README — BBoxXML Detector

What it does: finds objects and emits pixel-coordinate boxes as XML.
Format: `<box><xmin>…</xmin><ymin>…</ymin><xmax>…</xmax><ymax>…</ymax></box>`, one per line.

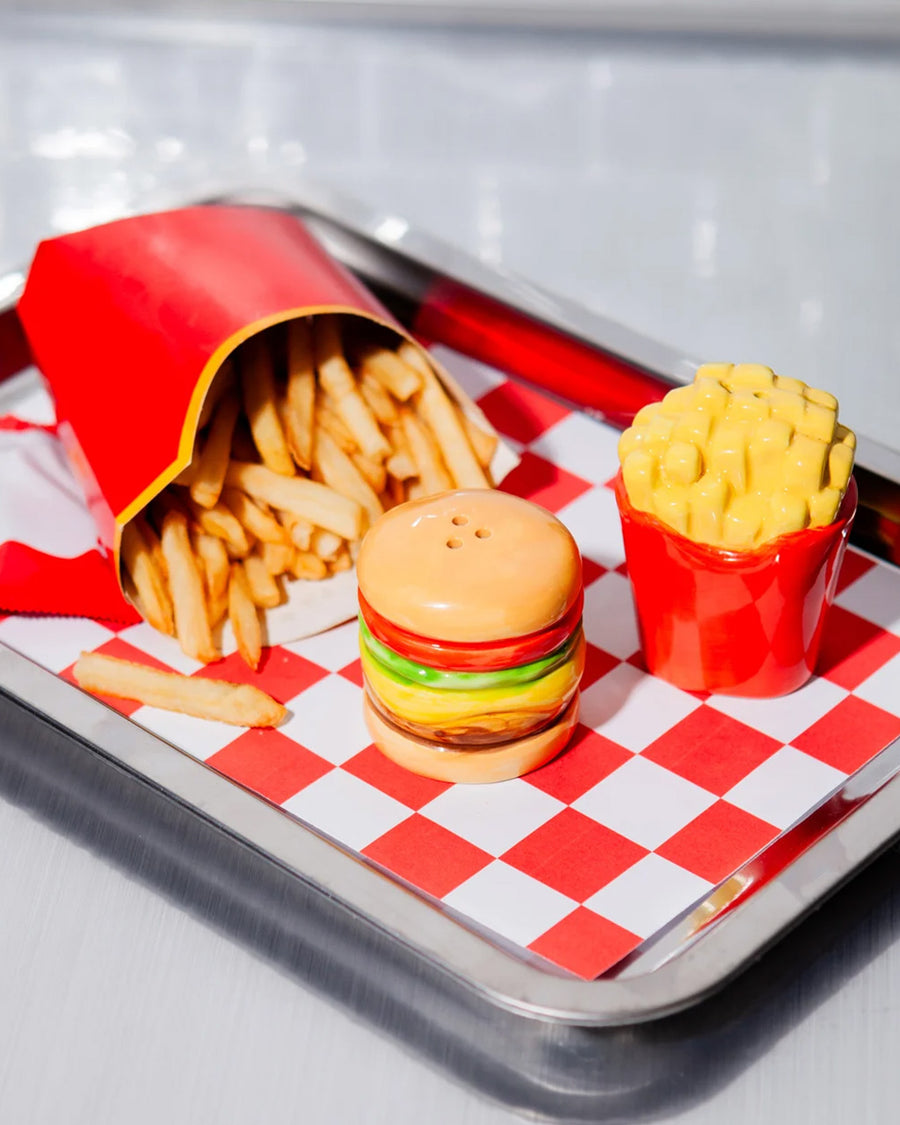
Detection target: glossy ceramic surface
<box><xmin>357</xmin><ymin>588</ymin><xmax>584</xmax><ymax>671</ymax></box>
<box><xmin>616</xmin><ymin>470</ymin><xmax>858</xmax><ymax>696</ymax></box>
<box><xmin>356</xmin><ymin>489</ymin><xmax>582</xmax><ymax>642</ymax></box>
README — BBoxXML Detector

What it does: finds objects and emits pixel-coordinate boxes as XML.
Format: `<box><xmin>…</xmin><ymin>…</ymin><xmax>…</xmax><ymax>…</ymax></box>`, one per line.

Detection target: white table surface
<box><xmin>2</xmin><ymin>12</ymin><xmax>900</xmax><ymax>1124</ymax></box>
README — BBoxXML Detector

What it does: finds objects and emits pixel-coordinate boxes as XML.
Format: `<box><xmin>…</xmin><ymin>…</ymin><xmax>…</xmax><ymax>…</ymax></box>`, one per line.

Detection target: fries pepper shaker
<box><xmin>615</xmin><ymin>364</ymin><xmax>857</xmax><ymax>696</ymax></box>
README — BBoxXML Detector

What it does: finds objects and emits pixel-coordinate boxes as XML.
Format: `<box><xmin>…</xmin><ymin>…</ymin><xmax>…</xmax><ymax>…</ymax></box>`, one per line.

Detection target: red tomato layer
<box><xmin>358</xmin><ymin>588</ymin><xmax>585</xmax><ymax>673</ymax></box>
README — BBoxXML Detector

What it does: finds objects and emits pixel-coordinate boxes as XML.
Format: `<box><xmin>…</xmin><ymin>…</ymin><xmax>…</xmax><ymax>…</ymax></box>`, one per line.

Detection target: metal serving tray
<box><xmin>2</xmin><ymin>181</ymin><xmax>900</xmax><ymax>1115</ymax></box>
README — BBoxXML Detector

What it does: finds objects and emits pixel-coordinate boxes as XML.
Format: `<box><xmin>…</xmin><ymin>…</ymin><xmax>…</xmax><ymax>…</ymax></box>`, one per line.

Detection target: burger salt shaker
<box><xmin>357</xmin><ymin>490</ymin><xmax>586</xmax><ymax>783</ymax></box>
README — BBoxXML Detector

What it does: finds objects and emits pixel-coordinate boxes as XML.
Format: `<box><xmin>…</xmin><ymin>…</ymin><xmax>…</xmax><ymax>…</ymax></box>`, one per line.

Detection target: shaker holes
<box><xmin>446</xmin><ymin>538</ymin><xmax>463</xmax><ymax>549</ymax></box>
<box><xmin>451</xmin><ymin>515</ymin><xmax>469</xmax><ymax>526</ymax></box>
<box><xmin>475</xmin><ymin>528</ymin><xmax>492</xmax><ymax>539</ymax></box>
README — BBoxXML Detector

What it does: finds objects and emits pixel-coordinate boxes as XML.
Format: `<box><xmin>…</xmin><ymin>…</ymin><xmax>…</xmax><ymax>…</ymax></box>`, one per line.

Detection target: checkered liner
<box><xmin>3</xmin><ymin>348</ymin><xmax>900</xmax><ymax>980</ymax></box>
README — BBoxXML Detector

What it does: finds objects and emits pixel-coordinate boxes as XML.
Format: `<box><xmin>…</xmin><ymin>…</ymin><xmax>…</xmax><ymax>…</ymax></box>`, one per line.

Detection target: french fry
<box><xmin>311</xmin><ymin>527</ymin><xmax>343</xmax><ymax>561</ymax></box>
<box><xmin>208</xmin><ymin>591</ymin><xmax>229</xmax><ymax>629</ymax></box>
<box><xmin>190</xmin><ymin>529</ymin><xmax>230</xmax><ymax>626</ymax></box>
<box><xmin>240</xmin><ymin>334</ymin><xmax>294</xmax><ymax>476</ymax></box>
<box><xmin>186</xmin><ymin>494</ymin><xmax>250</xmax><ymax>557</ymax></box>
<box><xmin>277</xmin><ymin>509</ymin><xmax>314</xmax><ymax>552</ymax></box>
<box><xmin>221</xmin><ymin>487</ymin><xmax>288</xmax><ymax>545</ymax></box>
<box><xmin>196</xmin><ymin>359</ymin><xmax>235</xmax><ymax>431</ymax></box>
<box><xmin>290</xmin><ymin>551</ymin><xmax>328</xmax><ymax>581</ymax></box>
<box><xmin>314</xmin><ymin>316</ymin><xmax>390</xmax><ymax>460</ymax></box>
<box><xmin>329</xmin><ymin>546</ymin><xmax>353</xmax><ymax>574</ymax></box>
<box><xmin>400</xmin><ymin>408</ymin><xmax>453</xmax><ymax>495</ymax></box>
<box><xmin>455</xmin><ymin>403</ymin><xmax>499</xmax><ymax>470</ymax></box>
<box><xmin>121</xmin><ymin>519</ymin><xmax>174</xmax><ymax>636</ymax></box>
<box><xmin>242</xmin><ymin>554</ymin><xmax>284</xmax><ymax>609</ymax></box>
<box><xmin>73</xmin><ymin>652</ymin><xmax>285</xmax><ymax>727</ymax></box>
<box><xmin>191</xmin><ymin>387</ymin><xmax>242</xmax><ymax>508</ymax></box>
<box><xmin>359</xmin><ymin>371</ymin><xmax>400</xmax><ymax>425</ymax></box>
<box><xmin>133</xmin><ymin>512</ymin><xmax>168</xmax><ymax>581</ymax></box>
<box><xmin>228</xmin><ymin>562</ymin><xmax>262</xmax><ymax>671</ymax></box>
<box><xmin>316</xmin><ymin>395</ymin><xmax>358</xmax><ymax>453</ymax></box>
<box><xmin>160</xmin><ymin>508</ymin><xmax>218</xmax><ymax>663</ymax></box>
<box><xmin>350</xmin><ymin>449</ymin><xmax>387</xmax><ymax>495</ymax></box>
<box><xmin>313</xmin><ymin>427</ymin><xmax>384</xmax><ymax>527</ymax></box>
<box><xmin>283</xmin><ymin>319</ymin><xmax>315</xmax><ymax>471</ymax></box>
<box><xmin>385</xmin><ymin>450</ymin><xmax>417</xmax><ymax>481</ymax></box>
<box><xmin>226</xmin><ymin>461</ymin><xmax>364</xmax><ymax>541</ymax></box>
<box><xmin>357</xmin><ymin>344</ymin><xmax>421</xmax><ymax>401</ymax></box>
<box><xmin>191</xmin><ymin>529</ymin><xmax>230</xmax><ymax>601</ymax></box>
<box><xmin>384</xmin><ymin>422</ymin><xmax>417</xmax><ymax>480</ymax></box>
<box><xmin>260</xmin><ymin>540</ymin><xmax>296</xmax><ymax>577</ymax></box>
<box><xmin>399</xmin><ymin>341</ymin><xmax>489</xmax><ymax>489</ymax></box>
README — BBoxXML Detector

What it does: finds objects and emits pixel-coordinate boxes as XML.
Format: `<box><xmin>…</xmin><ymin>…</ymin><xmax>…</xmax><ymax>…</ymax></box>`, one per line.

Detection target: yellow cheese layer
<box><xmin>360</xmin><ymin>631</ymin><xmax>585</xmax><ymax>737</ymax></box>
<box><xmin>618</xmin><ymin>364</ymin><xmax>856</xmax><ymax>548</ymax></box>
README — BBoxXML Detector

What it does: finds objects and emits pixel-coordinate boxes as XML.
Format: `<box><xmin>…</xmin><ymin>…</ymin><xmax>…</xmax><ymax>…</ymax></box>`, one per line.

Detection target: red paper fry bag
<box><xmin>17</xmin><ymin>205</ymin><xmax>404</xmax><ymax>553</ymax></box>
<box><xmin>14</xmin><ymin>206</ymin><xmax>509</xmax><ymax>642</ymax></box>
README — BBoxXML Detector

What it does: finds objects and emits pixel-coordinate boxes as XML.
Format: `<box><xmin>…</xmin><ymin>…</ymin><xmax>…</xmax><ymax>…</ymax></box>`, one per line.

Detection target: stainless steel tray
<box><xmin>1</xmin><ymin>180</ymin><xmax>900</xmax><ymax>1051</ymax></box>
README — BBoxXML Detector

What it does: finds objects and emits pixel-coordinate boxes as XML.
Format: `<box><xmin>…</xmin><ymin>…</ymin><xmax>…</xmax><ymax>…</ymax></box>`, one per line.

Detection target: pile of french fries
<box><xmin>120</xmin><ymin>315</ymin><xmax>499</xmax><ymax>671</ymax></box>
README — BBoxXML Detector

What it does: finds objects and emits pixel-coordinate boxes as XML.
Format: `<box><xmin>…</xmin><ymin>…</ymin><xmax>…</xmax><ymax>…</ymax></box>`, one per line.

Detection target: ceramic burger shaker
<box><xmin>356</xmin><ymin>490</ymin><xmax>585</xmax><ymax>783</ymax></box>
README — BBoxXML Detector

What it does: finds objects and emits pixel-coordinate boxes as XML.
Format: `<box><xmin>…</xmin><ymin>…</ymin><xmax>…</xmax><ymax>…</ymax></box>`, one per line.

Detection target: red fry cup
<box><xmin>614</xmin><ymin>471</ymin><xmax>858</xmax><ymax>697</ymax></box>
<box><xmin>15</xmin><ymin>205</ymin><xmax>438</xmax><ymax>592</ymax></box>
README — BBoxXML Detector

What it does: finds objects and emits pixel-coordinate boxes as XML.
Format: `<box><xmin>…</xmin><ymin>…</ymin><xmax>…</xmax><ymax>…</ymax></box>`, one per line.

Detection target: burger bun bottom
<box><xmin>362</xmin><ymin>693</ymin><xmax>580</xmax><ymax>784</ymax></box>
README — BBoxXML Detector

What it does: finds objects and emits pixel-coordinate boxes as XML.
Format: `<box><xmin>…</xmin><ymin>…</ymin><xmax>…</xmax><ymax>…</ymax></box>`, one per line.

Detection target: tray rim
<box><xmin>2</xmin><ymin>179</ymin><xmax>900</xmax><ymax>1027</ymax></box>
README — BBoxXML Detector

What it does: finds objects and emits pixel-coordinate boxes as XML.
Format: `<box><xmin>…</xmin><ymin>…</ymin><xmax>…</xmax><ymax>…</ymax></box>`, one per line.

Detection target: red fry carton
<box><xmin>17</xmin><ymin>205</ymin><xmax>511</xmax><ymax>641</ymax></box>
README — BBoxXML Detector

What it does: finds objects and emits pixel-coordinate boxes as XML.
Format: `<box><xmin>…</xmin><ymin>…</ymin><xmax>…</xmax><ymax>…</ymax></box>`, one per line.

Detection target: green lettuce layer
<box><xmin>359</xmin><ymin>617</ymin><xmax>581</xmax><ymax>692</ymax></box>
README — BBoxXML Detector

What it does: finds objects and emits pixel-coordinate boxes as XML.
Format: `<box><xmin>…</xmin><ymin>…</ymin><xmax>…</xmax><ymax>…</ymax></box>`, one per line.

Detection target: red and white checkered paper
<box><xmin>3</xmin><ymin>347</ymin><xmax>900</xmax><ymax>980</ymax></box>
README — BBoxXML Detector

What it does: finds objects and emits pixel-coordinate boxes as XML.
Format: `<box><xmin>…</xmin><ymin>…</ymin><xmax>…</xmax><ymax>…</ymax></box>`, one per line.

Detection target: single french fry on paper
<box><xmin>226</xmin><ymin>461</ymin><xmax>364</xmax><ymax>541</ymax></box>
<box><xmin>313</xmin><ymin>426</ymin><xmax>384</xmax><ymax>527</ymax></box>
<box><xmin>314</xmin><ymin>316</ymin><xmax>390</xmax><ymax>461</ymax></box>
<box><xmin>228</xmin><ymin>563</ymin><xmax>262</xmax><ymax>671</ymax></box>
<box><xmin>121</xmin><ymin>519</ymin><xmax>174</xmax><ymax>636</ymax></box>
<box><xmin>398</xmin><ymin>341</ymin><xmax>489</xmax><ymax>489</ymax></box>
<box><xmin>240</xmin><ymin>334</ymin><xmax>295</xmax><ymax>476</ymax></box>
<box><xmin>160</xmin><ymin>508</ymin><xmax>219</xmax><ymax>663</ymax></box>
<box><xmin>74</xmin><ymin>652</ymin><xmax>285</xmax><ymax>727</ymax></box>
<box><xmin>191</xmin><ymin>387</ymin><xmax>242</xmax><ymax>509</ymax></box>
<box><xmin>283</xmin><ymin>319</ymin><xmax>316</xmax><ymax>471</ymax></box>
